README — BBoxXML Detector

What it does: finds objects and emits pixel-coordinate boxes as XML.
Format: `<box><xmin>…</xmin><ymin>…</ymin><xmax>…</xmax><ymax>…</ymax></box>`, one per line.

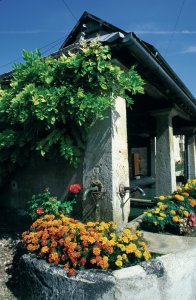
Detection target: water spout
<box><xmin>82</xmin><ymin>186</ymin><xmax>99</xmax><ymax>202</ymax></box>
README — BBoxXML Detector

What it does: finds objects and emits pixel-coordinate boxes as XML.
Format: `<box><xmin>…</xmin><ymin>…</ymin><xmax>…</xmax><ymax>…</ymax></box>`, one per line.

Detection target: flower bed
<box><xmin>22</xmin><ymin>215</ymin><xmax>151</xmax><ymax>276</ymax></box>
<box><xmin>140</xmin><ymin>179</ymin><xmax>196</xmax><ymax>235</ymax></box>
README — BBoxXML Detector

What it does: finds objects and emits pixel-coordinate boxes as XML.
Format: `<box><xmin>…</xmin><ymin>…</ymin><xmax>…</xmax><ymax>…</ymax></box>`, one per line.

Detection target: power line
<box><xmin>0</xmin><ymin>35</ymin><xmax>66</xmax><ymax>70</ymax></box>
<box><xmin>165</xmin><ymin>0</ymin><xmax>186</xmax><ymax>56</ymax></box>
<box><xmin>61</xmin><ymin>0</ymin><xmax>78</xmax><ymax>22</ymax></box>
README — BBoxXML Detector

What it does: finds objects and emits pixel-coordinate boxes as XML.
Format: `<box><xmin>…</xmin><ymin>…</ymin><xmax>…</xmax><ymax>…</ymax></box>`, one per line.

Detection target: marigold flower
<box><xmin>125</xmin><ymin>243</ymin><xmax>137</xmax><ymax>254</ymax></box>
<box><xmin>174</xmin><ymin>194</ymin><xmax>184</xmax><ymax>201</ymax></box>
<box><xmin>172</xmin><ymin>216</ymin><xmax>179</xmax><ymax>222</ymax></box>
<box><xmin>80</xmin><ymin>257</ymin><xmax>87</xmax><ymax>266</ymax></box>
<box><xmin>122</xmin><ymin>253</ymin><xmax>127</xmax><ymax>260</ymax></box>
<box><xmin>170</xmin><ymin>210</ymin><xmax>176</xmax><ymax>215</ymax></box>
<box><xmin>159</xmin><ymin>196</ymin><xmax>165</xmax><ymax>201</ymax></box>
<box><xmin>135</xmin><ymin>250</ymin><xmax>142</xmax><ymax>258</ymax></box>
<box><xmin>117</xmin><ymin>255</ymin><xmax>122</xmax><ymax>260</ymax></box>
<box><xmin>143</xmin><ymin>250</ymin><xmax>151</xmax><ymax>260</ymax></box>
<box><xmin>115</xmin><ymin>260</ymin><xmax>123</xmax><ymax>267</ymax></box>
<box><xmin>40</xmin><ymin>246</ymin><xmax>49</xmax><ymax>254</ymax></box>
<box><xmin>68</xmin><ymin>268</ymin><xmax>76</xmax><ymax>276</ymax></box>
<box><xmin>183</xmin><ymin>211</ymin><xmax>189</xmax><ymax>218</ymax></box>
<box><xmin>189</xmin><ymin>199</ymin><xmax>196</xmax><ymax>207</ymax></box>
<box><xmin>90</xmin><ymin>258</ymin><xmax>97</xmax><ymax>264</ymax></box>
<box><xmin>93</xmin><ymin>247</ymin><xmax>101</xmax><ymax>256</ymax></box>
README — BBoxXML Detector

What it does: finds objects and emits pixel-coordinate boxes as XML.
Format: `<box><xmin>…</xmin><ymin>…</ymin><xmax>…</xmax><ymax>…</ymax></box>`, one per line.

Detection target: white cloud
<box><xmin>181</xmin><ymin>46</ymin><xmax>196</xmax><ymax>54</ymax></box>
<box><xmin>134</xmin><ymin>30</ymin><xmax>196</xmax><ymax>35</ymax></box>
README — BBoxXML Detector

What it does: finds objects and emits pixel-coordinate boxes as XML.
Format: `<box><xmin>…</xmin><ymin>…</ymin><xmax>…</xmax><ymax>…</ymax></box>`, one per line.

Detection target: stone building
<box><xmin>1</xmin><ymin>12</ymin><xmax>196</xmax><ymax>227</ymax></box>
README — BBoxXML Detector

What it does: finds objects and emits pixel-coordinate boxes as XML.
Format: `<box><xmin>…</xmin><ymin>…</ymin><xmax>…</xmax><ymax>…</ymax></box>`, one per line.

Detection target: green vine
<box><xmin>0</xmin><ymin>41</ymin><xmax>144</xmax><ymax>186</ymax></box>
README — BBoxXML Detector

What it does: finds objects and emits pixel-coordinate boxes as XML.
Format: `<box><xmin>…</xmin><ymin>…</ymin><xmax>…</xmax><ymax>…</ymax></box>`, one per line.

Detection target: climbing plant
<box><xmin>0</xmin><ymin>41</ymin><xmax>144</xmax><ymax>185</ymax></box>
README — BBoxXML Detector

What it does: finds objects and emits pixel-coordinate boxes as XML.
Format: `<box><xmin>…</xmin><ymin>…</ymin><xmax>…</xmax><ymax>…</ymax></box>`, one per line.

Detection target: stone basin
<box><xmin>12</xmin><ymin>243</ymin><xmax>196</xmax><ymax>300</ymax></box>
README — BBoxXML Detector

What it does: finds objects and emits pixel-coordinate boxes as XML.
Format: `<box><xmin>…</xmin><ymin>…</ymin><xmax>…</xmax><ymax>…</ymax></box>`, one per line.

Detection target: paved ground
<box><xmin>0</xmin><ymin>232</ymin><xmax>20</xmax><ymax>300</ymax></box>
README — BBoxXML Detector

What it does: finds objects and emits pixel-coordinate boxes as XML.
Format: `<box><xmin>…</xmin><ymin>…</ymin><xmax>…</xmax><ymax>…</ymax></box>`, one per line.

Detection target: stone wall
<box><xmin>0</xmin><ymin>154</ymin><xmax>83</xmax><ymax>211</ymax></box>
<box><xmin>13</xmin><ymin>245</ymin><xmax>196</xmax><ymax>300</ymax></box>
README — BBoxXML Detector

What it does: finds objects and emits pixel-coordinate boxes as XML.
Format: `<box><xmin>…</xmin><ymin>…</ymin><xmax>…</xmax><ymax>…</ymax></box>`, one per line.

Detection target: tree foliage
<box><xmin>0</xmin><ymin>41</ymin><xmax>144</xmax><ymax>185</ymax></box>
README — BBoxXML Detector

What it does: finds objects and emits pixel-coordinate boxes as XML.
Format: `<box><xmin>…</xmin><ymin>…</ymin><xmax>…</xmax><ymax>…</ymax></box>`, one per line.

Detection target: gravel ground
<box><xmin>0</xmin><ymin>233</ymin><xmax>20</xmax><ymax>300</ymax></box>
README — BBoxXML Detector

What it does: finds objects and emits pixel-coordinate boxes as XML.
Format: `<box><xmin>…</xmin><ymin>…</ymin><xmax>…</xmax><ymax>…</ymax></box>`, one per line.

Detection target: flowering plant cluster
<box><xmin>27</xmin><ymin>184</ymin><xmax>81</xmax><ymax>220</ymax></box>
<box><xmin>22</xmin><ymin>214</ymin><xmax>151</xmax><ymax>276</ymax></box>
<box><xmin>141</xmin><ymin>179</ymin><xmax>196</xmax><ymax>235</ymax></box>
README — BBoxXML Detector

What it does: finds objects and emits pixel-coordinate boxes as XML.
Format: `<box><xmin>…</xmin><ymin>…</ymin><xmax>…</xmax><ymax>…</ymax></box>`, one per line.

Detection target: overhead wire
<box><xmin>0</xmin><ymin>0</ymin><xmax>78</xmax><ymax>71</ymax></box>
<box><xmin>61</xmin><ymin>0</ymin><xmax>78</xmax><ymax>22</ymax></box>
<box><xmin>0</xmin><ymin>35</ymin><xmax>67</xmax><ymax>70</ymax></box>
<box><xmin>165</xmin><ymin>0</ymin><xmax>186</xmax><ymax>57</ymax></box>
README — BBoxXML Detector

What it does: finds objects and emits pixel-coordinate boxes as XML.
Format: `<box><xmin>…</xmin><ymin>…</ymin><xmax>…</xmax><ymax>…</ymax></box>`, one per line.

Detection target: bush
<box><xmin>27</xmin><ymin>184</ymin><xmax>81</xmax><ymax>220</ymax></box>
<box><xmin>22</xmin><ymin>215</ymin><xmax>151</xmax><ymax>276</ymax></box>
<box><xmin>140</xmin><ymin>179</ymin><xmax>196</xmax><ymax>235</ymax></box>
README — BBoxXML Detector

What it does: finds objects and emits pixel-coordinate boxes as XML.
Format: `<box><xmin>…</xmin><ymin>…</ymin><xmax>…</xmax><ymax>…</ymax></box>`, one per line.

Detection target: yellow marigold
<box><xmin>177</xmin><ymin>187</ymin><xmax>182</xmax><ymax>193</ymax></box>
<box><xmin>87</xmin><ymin>222</ymin><xmax>95</xmax><ymax>227</ymax></box>
<box><xmin>115</xmin><ymin>260</ymin><xmax>123</xmax><ymax>267</ymax></box>
<box><xmin>172</xmin><ymin>216</ymin><xmax>179</xmax><ymax>222</ymax></box>
<box><xmin>88</xmin><ymin>237</ymin><xmax>96</xmax><ymax>244</ymax></box>
<box><xmin>159</xmin><ymin>196</ymin><xmax>165</xmax><ymax>201</ymax></box>
<box><xmin>147</xmin><ymin>213</ymin><xmax>152</xmax><ymax>217</ymax></box>
<box><xmin>122</xmin><ymin>236</ymin><xmax>129</xmax><ymax>243</ymax></box>
<box><xmin>160</xmin><ymin>213</ymin><xmax>166</xmax><ymax>217</ymax></box>
<box><xmin>40</xmin><ymin>246</ymin><xmax>49</xmax><ymax>254</ymax></box>
<box><xmin>136</xmin><ymin>230</ymin><xmax>143</xmax><ymax>237</ymax></box>
<box><xmin>110</xmin><ymin>233</ymin><xmax>116</xmax><ymax>239</ymax></box>
<box><xmin>183</xmin><ymin>211</ymin><xmax>189</xmax><ymax>218</ymax></box>
<box><xmin>162</xmin><ymin>205</ymin><xmax>168</xmax><ymax>209</ymax></box>
<box><xmin>170</xmin><ymin>210</ymin><xmax>176</xmax><ymax>215</ymax></box>
<box><xmin>129</xmin><ymin>234</ymin><xmax>138</xmax><ymax>241</ymax></box>
<box><xmin>122</xmin><ymin>253</ymin><xmax>127</xmax><ymax>260</ymax></box>
<box><xmin>175</xmin><ymin>194</ymin><xmax>184</xmax><ymax>201</ymax></box>
<box><xmin>103</xmin><ymin>256</ymin><xmax>108</xmax><ymax>262</ymax></box>
<box><xmin>158</xmin><ymin>217</ymin><xmax>164</xmax><ymax>221</ymax></box>
<box><xmin>143</xmin><ymin>250</ymin><xmax>151</xmax><ymax>261</ymax></box>
<box><xmin>178</xmin><ymin>218</ymin><xmax>184</xmax><ymax>223</ymax></box>
<box><xmin>182</xmin><ymin>192</ymin><xmax>189</xmax><ymax>197</ymax></box>
<box><xmin>153</xmin><ymin>221</ymin><xmax>158</xmax><ymax>225</ymax></box>
<box><xmin>117</xmin><ymin>243</ymin><xmax>125</xmax><ymax>251</ymax></box>
<box><xmin>135</xmin><ymin>250</ymin><xmax>142</xmax><ymax>258</ymax></box>
<box><xmin>189</xmin><ymin>199</ymin><xmax>196</xmax><ymax>207</ymax></box>
<box><xmin>117</xmin><ymin>255</ymin><xmax>123</xmax><ymax>260</ymax></box>
<box><xmin>125</xmin><ymin>243</ymin><xmax>137</xmax><ymax>254</ymax></box>
<box><xmin>93</xmin><ymin>247</ymin><xmax>101</xmax><ymax>256</ymax></box>
<box><xmin>180</xmin><ymin>206</ymin><xmax>184</xmax><ymax>211</ymax></box>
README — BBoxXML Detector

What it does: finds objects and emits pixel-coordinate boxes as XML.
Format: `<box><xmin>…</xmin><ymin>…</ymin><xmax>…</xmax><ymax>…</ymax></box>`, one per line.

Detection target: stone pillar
<box><xmin>154</xmin><ymin>110</ymin><xmax>176</xmax><ymax>195</ymax></box>
<box><xmin>187</xmin><ymin>135</ymin><xmax>196</xmax><ymax>179</ymax></box>
<box><xmin>83</xmin><ymin>97</ymin><xmax>130</xmax><ymax>227</ymax></box>
<box><xmin>150</xmin><ymin>137</ymin><xmax>156</xmax><ymax>178</ymax></box>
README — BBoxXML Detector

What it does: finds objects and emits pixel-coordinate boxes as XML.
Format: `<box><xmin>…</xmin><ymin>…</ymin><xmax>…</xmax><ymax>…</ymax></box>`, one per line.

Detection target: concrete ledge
<box><xmin>143</xmin><ymin>230</ymin><xmax>196</xmax><ymax>254</ymax></box>
<box><xmin>13</xmin><ymin>245</ymin><xmax>196</xmax><ymax>300</ymax></box>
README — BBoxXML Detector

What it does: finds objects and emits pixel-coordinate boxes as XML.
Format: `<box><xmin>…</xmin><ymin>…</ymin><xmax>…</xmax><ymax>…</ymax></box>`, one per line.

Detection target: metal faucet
<box><xmin>82</xmin><ymin>186</ymin><xmax>99</xmax><ymax>202</ymax></box>
<box><xmin>119</xmin><ymin>184</ymin><xmax>146</xmax><ymax>198</ymax></box>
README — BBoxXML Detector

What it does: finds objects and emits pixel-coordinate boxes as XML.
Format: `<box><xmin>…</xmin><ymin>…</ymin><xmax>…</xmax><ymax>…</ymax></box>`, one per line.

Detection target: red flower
<box><xmin>80</xmin><ymin>257</ymin><xmax>87</xmax><ymax>266</ymax></box>
<box><xmin>68</xmin><ymin>268</ymin><xmax>76</xmax><ymax>276</ymax></box>
<box><xmin>36</xmin><ymin>207</ymin><xmax>44</xmax><ymax>215</ymax></box>
<box><xmin>67</xmin><ymin>184</ymin><xmax>82</xmax><ymax>194</ymax></box>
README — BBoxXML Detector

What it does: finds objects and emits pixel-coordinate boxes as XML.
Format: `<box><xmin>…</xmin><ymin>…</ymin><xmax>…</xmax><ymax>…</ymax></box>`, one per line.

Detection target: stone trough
<box><xmin>13</xmin><ymin>233</ymin><xmax>196</xmax><ymax>300</ymax></box>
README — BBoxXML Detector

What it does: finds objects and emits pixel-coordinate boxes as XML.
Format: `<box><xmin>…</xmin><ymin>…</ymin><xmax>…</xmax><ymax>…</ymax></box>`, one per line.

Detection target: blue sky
<box><xmin>0</xmin><ymin>0</ymin><xmax>196</xmax><ymax>96</ymax></box>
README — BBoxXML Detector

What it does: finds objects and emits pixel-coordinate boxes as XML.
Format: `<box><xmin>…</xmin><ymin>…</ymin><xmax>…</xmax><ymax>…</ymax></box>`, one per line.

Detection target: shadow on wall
<box><xmin>0</xmin><ymin>153</ymin><xmax>83</xmax><ymax>214</ymax></box>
